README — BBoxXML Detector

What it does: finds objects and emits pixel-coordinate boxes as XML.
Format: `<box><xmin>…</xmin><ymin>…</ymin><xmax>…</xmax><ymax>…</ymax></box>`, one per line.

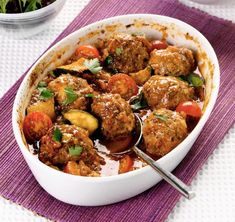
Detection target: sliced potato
<box><xmin>130</xmin><ymin>66</ymin><xmax>151</xmax><ymax>86</ymax></box>
<box><xmin>27</xmin><ymin>98</ymin><xmax>55</xmax><ymax>120</ymax></box>
<box><xmin>63</xmin><ymin>109</ymin><xmax>98</xmax><ymax>134</ymax></box>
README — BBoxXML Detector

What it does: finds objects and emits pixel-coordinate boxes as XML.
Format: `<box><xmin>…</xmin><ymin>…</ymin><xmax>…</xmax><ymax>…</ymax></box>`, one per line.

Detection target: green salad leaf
<box><xmin>0</xmin><ymin>0</ymin><xmax>10</xmax><ymax>13</ymax></box>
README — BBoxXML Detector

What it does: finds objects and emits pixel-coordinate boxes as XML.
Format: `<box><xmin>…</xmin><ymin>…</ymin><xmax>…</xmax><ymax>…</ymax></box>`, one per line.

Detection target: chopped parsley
<box><xmin>69</xmin><ymin>146</ymin><xmax>83</xmax><ymax>156</ymax></box>
<box><xmin>130</xmin><ymin>93</ymin><xmax>148</xmax><ymax>111</ymax></box>
<box><xmin>84</xmin><ymin>58</ymin><xmax>102</xmax><ymax>74</ymax></box>
<box><xmin>154</xmin><ymin>113</ymin><xmax>167</xmax><ymax>121</ymax></box>
<box><xmin>85</xmin><ymin>93</ymin><xmax>94</xmax><ymax>98</ymax></box>
<box><xmin>104</xmin><ymin>55</ymin><xmax>113</xmax><ymax>66</ymax></box>
<box><xmin>115</xmin><ymin>47</ymin><xmax>123</xmax><ymax>56</ymax></box>
<box><xmin>52</xmin><ymin>128</ymin><xmax>62</xmax><ymax>142</ymax></box>
<box><xmin>37</xmin><ymin>83</ymin><xmax>53</xmax><ymax>100</ymax></box>
<box><xmin>63</xmin><ymin>87</ymin><xmax>78</xmax><ymax>105</ymax></box>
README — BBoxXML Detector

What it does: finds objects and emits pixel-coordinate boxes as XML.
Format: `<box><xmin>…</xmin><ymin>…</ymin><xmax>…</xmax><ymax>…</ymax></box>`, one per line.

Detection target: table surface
<box><xmin>0</xmin><ymin>0</ymin><xmax>235</xmax><ymax>221</ymax></box>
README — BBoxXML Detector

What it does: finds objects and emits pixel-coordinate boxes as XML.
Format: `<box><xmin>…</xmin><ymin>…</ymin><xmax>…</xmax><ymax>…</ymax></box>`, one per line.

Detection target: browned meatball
<box><xmin>142</xmin><ymin>75</ymin><xmax>194</xmax><ymax>110</ymax></box>
<box><xmin>102</xmin><ymin>33</ymin><xmax>149</xmax><ymax>73</ymax></box>
<box><xmin>39</xmin><ymin>124</ymin><xmax>104</xmax><ymax>173</ymax></box>
<box><xmin>48</xmin><ymin>74</ymin><xmax>93</xmax><ymax>111</ymax></box>
<box><xmin>149</xmin><ymin>46</ymin><xmax>196</xmax><ymax>76</ymax></box>
<box><xmin>91</xmin><ymin>93</ymin><xmax>135</xmax><ymax>140</ymax></box>
<box><xmin>143</xmin><ymin>109</ymin><xmax>187</xmax><ymax>156</ymax></box>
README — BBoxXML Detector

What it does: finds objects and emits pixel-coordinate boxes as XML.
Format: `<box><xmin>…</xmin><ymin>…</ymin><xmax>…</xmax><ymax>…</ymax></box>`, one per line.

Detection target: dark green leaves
<box><xmin>25</xmin><ymin>0</ymin><xmax>42</xmax><ymax>12</ymax></box>
<box><xmin>52</xmin><ymin>128</ymin><xmax>62</xmax><ymax>142</ymax></box>
<box><xmin>178</xmin><ymin>73</ymin><xmax>204</xmax><ymax>87</ymax></box>
<box><xmin>130</xmin><ymin>93</ymin><xmax>148</xmax><ymax>111</ymax></box>
<box><xmin>84</xmin><ymin>58</ymin><xmax>102</xmax><ymax>74</ymax></box>
<box><xmin>63</xmin><ymin>87</ymin><xmax>78</xmax><ymax>105</ymax></box>
<box><xmin>104</xmin><ymin>55</ymin><xmax>113</xmax><ymax>66</ymax></box>
<box><xmin>69</xmin><ymin>146</ymin><xmax>83</xmax><ymax>156</ymax></box>
<box><xmin>37</xmin><ymin>82</ymin><xmax>54</xmax><ymax>100</ymax></box>
<box><xmin>154</xmin><ymin>113</ymin><xmax>167</xmax><ymax>121</ymax></box>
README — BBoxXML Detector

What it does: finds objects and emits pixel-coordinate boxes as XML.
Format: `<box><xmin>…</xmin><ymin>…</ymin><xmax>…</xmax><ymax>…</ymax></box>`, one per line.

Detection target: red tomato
<box><xmin>151</xmin><ymin>40</ymin><xmax>168</xmax><ymax>51</ymax></box>
<box><xmin>107</xmin><ymin>74</ymin><xmax>138</xmax><ymax>100</ymax></box>
<box><xmin>23</xmin><ymin>112</ymin><xmax>52</xmax><ymax>143</ymax></box>
<box><xmin>64</xmin><ymin>161</ymin><xmax>80</xmax><ymax>175</ymax></box>
<box><xmin>76</xmin><ymin>45</ymin><xmax>100</xmax><ymax>59</ymax></box>
<box><xmin>119</xmin><ymin>155</ymin><xmax>133</xmax><ymax>174</ymax></box>
<box><xmin>176</xmin><ymin>101</ymin><xmax>202</xmax><ymax>118</ymax></box>
<box><xmin>105</xmin><ymin>136</ymin><xmax>133</xmax><ymax>154</ymax></box>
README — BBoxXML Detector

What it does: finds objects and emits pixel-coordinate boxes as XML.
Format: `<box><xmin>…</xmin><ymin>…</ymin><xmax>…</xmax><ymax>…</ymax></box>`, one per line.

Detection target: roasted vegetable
<box><xmin>63</xmin><ymin>109</ymin><xmax>98</xmax><ymax>134</ymax></box>
<box><xmin>27</xmin><ymin>98</ymin><xmax>55</xmax><ymax>120</ymax></box>
<box><xmin>130</xmin><ymin>66</ymin><xmax>151</xmax><ymax>86</ymax></box>
<box><xmin>52</xmin><ymin>58</ymin><xmax>88</xmax><ymax>76</ymax></box>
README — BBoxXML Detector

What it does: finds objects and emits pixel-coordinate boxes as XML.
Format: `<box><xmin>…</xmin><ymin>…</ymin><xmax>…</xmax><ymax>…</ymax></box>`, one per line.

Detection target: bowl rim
<box><xmin>0</xmin><ymin>0</ymin><xmax>66</xmax><ymax>20</ymax></box>
<box><xmin>12</xmin><ymin>13</ymin><xmax>220</xmax><ymax>182</ymax></box>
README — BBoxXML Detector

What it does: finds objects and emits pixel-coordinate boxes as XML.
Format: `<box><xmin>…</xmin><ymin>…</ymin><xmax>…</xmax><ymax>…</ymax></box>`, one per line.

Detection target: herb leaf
<box><xmin>37</xmin><ymin>81</ymin><xmax>47</xmax><ymax>87</ymax></box>
<box><xmin>154</xmin><ymin>113</ymin><xmax>167</xmax><ymax>121</ymax></box>
<box><xmin>53</xmin><ymin>128</ymin><xmax>62</xmax><ymax>142</ymax></box>
<box><xmin>104</xmin><ymin>55</ymin><xmax>113</xmax><ymax>66</ymax></box>
<box><xmin>0</xmin><ymin>0</ymin><xmax>10</xmax><ymax>13</ymax></box>
<box><xmin>115</xmin><ymin>47</ymin><xmax>123</xmax><ymax>56</ymax></box>
<box><xmin>188</xmin><ymin>73</ymin><xmax>204</xmax><ymax>87</ymax></box>
<box><xmin>84</xmin><ymin>58</ymin><xmax>102</xmax><ymax>74</ymax></box>
<box><xmin>63</xmin><ymin>87</ymin><xmax>78</xmax><ymax>105</ymax></box>
<box><xmin>69</xmin><ymin>146</ymin><xmax>83</xmax><ymax>156</ymax></box>
<box><xmin>37</xmin><ymin>85</ymin><xmax>53</xmax><ymax>100</ymax></box>
<box><xmin>25</xmin><ymin>0</ymin><xmax>42</xmax><ymax>12</ymax></box>
<box><xmin>85</xmin><ymin>93</ymin><xmax>94</xmax><ymax>98</ymax></box>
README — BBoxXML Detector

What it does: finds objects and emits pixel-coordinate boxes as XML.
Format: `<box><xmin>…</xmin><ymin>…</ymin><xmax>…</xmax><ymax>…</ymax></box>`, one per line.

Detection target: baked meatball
<box><xmin>143</xmin><ymin>109</ymin><xmax>187</xmax><ymax>156</ymax></box>
<box><xmin>102</xmin><ymin>33</ymin><xmax>149</xmax><ymax>73</ymax></box>
<box><xmin>149</xmin><ymin>46</ymin><xmax>195</xmax><ymax>76</ymax></box>
<box><xmin>142</xmin><ymin>75</ymin><xmax>194</xmax><ymax>110</ymax></box>
<box><xmin>48</xmin><ymin>74</ymin><xmax>93</xmax><ymax>111</ymax></box>
<box><xmin>39</xmin><ymin>124</ymin><xmax>103</xmax><ymax>174</ymax></box>
<box><xmin>91</xmin><ymin>93</ymin><xmax>135</xmax><ymax>140</ymax></box>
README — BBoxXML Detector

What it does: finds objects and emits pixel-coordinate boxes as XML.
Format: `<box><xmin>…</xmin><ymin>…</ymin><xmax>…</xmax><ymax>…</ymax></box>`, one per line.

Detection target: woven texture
<box><xmin>0</xmin><ymin>0</ymin><xmax>235</xmax><ymax>221</ymax></box>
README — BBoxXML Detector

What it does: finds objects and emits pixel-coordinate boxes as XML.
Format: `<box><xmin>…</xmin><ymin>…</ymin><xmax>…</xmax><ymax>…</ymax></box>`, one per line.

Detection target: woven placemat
<box><xmin>0</xmin><ymin>0</ymin><xmax>235</xmax><ymax>221</ymax></box>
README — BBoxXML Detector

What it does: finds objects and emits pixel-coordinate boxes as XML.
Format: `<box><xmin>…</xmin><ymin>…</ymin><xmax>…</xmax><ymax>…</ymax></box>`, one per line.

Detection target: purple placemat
<box><xmin>1</xmin><ymin>0</ymin><xmax>235</xmax><ymax>221</ymax></box>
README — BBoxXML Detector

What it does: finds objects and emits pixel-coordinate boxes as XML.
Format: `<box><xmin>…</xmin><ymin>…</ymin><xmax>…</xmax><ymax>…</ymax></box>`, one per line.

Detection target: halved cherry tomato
<box><xmin>107</xmin><ymin>74</ymin><xmax>138</xmax><ymax>100</ymax></box>
<box><xmin>151</xmin><ymin>40</ymin><xmax>168</xmax><ymax>51</ymax></box>
<box><xmin>75</xmin><ymin>45</ymin><xmax>100</xmax><ymax>59</ymax></box>
<box><xmin>64</xmin><ymin>161</ymin><xmax>80</xmax><ymax>175</ymax></box>
<box><xmin>105</xmin><ymin>135</ymin><xmax>133</xmax><ymax>154</ymax></box>
<box><xmin>176</xmin><ymin>101</ymin><xmax>202</xmax><ymax>118</ymax></box>
<box><xmin>23</xmin><ymin>111</ymin><xmax>52</xmax><ymax>143</ymax></box>
<box><xmin>119</xmin><ymin>155</ymin><xmax>133</xmax><ymax>174</ymax></box>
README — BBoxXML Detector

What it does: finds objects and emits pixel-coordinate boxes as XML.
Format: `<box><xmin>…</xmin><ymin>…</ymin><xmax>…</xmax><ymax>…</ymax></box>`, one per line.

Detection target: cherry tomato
<box><xmin>176</xmin><ymin>101</ymin><xmax>202</xmax><ymax>118</ymax></box>
<box><xmin>107</xmin><ymin>74</ymin><xmax>138</xmax><ymax>100</ymax></box>
<box><xmin>151</xmin><ymin>40</ymin><xmax>168</xmax><ymax>51</ymax></box>
<box><xmin>75</xmin><ymin>45</ymin><xmax>100</xmax><ymax>59</ymax></box>
<box><xmin>64</xmin><ymin>161</ymin><xmax>80</xmax><ymax>175</ymax></box>
<box><xmin>119</xmin><ymin>155</ymin><xmax>133</xmax><ymax>174</ymax></box>
<box><xmin>23</xmin><ymin>112</ymin><xmax>52</xmax><ymax>143</ymax></box>
<box><xmin>105</xmin><ymin>136</ymin><xmax>133</xmax><ymax>154</ymax></box>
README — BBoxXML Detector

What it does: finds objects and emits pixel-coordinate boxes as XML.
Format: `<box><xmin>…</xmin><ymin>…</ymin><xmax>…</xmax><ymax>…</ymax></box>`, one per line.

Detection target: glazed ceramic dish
<box><xmin>12</xmin><ymin>14</ymin><xmax>220</xmax><ymax>206</ymax></box>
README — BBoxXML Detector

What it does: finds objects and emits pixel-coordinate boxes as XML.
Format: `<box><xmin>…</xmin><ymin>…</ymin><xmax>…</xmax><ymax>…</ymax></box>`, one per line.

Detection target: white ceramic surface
<box><xmin>0</xmin><ymin>0</ymin><xmax>66</xmax><ymax>38</ymax></box>
<box><xmin>12</xmin><ymin>14</ymin><xmax>220</xmax><ymax>206</ymax></box>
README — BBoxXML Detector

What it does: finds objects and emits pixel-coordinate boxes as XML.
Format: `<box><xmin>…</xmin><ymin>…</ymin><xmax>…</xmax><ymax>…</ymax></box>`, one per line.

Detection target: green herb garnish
<box><xmin>188</xmin><ymin>73</ymin><xmax>204</xmax><ymax>87</ymax></box>
<box><xmin>154</xmin><ymin>113</ymin><xmax>167</xmax><ymax>121</ymax></box>
<box><xmin>85</xmin><ymin>93</ymin><xmax>94</xmax><ymax>98</ymax></box>
<box><xmin>115</xmin><ymin>47</ymin><xmax>123</xmax><ymax>56</ymax></box>
<box><xmin>39</xmin><ymin>88</ymin><xmax>53</xmax><ymax>100</ymax></box>
<box><xmin>52</xmin><ymin>128</ymin><xmax>62</xmax><ymax>142</ymax></box>
<box><xmin>69</xmin><ymin>146</ymin><xmax>83</xmax><ymax>156</ymax></box>
<box><xmin>84</xmin><ymin>58</ymin><xmax>102</xmax><ymax>74</ymax></box>
<box><xmin>63</xmin><ymin>87</ymin><xmax>78</xmax><ymax>105</ymax></box>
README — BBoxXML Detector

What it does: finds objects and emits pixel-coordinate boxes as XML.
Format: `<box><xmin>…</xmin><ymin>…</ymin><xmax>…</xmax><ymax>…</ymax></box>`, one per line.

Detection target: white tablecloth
<box><xmin>0</xmin><ymin>0</ymin><xmax>235</xmax><ymax>221</ymax></box>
